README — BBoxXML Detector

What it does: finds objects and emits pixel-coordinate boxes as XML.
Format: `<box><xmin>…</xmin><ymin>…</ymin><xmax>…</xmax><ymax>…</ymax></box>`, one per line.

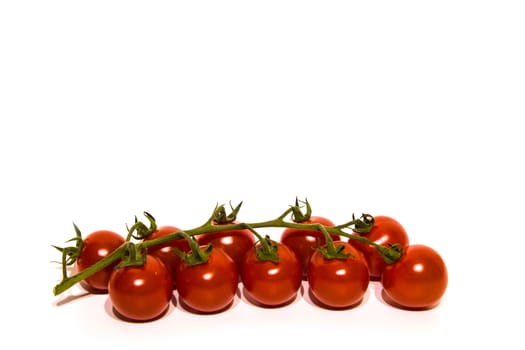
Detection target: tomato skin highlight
<box><xmin>176</xmin><ymin>247</ymin><xmax>239</xmax><ymax>314</ymax></box>
<box><xmin>142</xmin><ymin>225</ymin><xmax>189</xmax><ymax>282</ymax></box>
<box><xmin>197</xmin><ymin>223</ymin><xmax>255</xmax><ymax>273</ymax></box>
<box><xmin>308</xmin><ymin>242</ymin><xmax>370</xmax><ymax>309</ymax></box>
<box><xmin>381</xmin><ymin>244</ymin><xmax>448</xmax><ymax>310</ymax></box>
<box><xmin>280</xmin><ymin>216</ymin><xmax>340</xmax><ymax>278</ymax></box>
<box><xmin>108</xmin><ymin>255</ymin><xmax>173</xmax><ymax>322</ymax></box>
<box><xmin>241</xmin><ymin>242</ymin><xmax>302</xmax><ymax>307</ymax></box>
<box><xmin>75</xmin><ymin>230</ymin><xmax>125</xmax><ymax>292</ymax></box>
<box><xmin>348</xmin><ymin>215</ymin><xmax>409</xmax><ymax>280</ymax></box>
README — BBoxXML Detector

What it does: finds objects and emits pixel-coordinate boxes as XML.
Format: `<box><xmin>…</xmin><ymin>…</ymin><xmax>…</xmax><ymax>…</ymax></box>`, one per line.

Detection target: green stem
<box><xmin>53</xmin><ymin>243</ymin><xmax>127</xmax><ymax>295</ymax></box>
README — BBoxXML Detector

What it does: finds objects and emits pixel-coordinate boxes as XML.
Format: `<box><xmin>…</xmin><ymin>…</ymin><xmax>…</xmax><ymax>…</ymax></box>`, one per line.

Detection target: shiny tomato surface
<box><xmin>381</xmin><ymin>244</ymin><xmax>448</xmax><ymax>309</ymax></box>
<box><xmin>308</xmin><ymin>242</ymin><xmax>370</xmax><ymax>309</ymax></box>
<box><xmin>176</xmin><ymin>247</ymin><xmax>238</xmax><ymax>314</ymax></box>
<box><xmin>109</xmin><ymin>255</ymin><xmax>173</xmax><ymax>322</ymax></box>
<box><xmin>241</xmin><ymin>242</ymin><xmax>302</xmax><ymax>307</ymax></box>
<box><xmin>75</xmin><ymin>230</ymin><xmax>125</xmax><ymax>292</ymax></box>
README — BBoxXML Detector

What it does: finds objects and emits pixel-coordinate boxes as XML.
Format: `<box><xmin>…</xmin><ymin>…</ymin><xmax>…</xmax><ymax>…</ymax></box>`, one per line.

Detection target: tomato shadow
<box><xmin>53</xmin><ymin>282</ymin><xmax>103</xmax><ymax>307</ymax></box>
<box><xmin>53</xmin><ymin>290</ymin><xmax>91</xmax><ymax>307</ymax></box>
<box><xmin>240</xmin><ymin>283</ymin><xmax>304</xmax><ymax>309</ymax></box>
<box><xmin>302</xmin><ymin>280</ymin><xmax>370</xmax><ymax>311</ymax></box>
<box><xmin>373</xmin><ymin>281</ymin><xmax>441</xmax><ymax>311</ymax></box>
<box><xmin>103</xmin><ymin>294</ymin><xmax>178</xmax><ymax>323</ymax></box>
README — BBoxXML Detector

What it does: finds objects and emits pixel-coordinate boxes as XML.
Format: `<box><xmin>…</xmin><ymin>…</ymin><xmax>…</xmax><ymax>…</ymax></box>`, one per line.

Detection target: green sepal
<box><xmin>254</xmin><ymin>235</ymin><xmax>280</xmax><ymax>263</ymax></box>
<box><xmin>51</xmin><ymin>223</ymin><xmax>84</xmax><ymax>279</ymax></box>
<box><xmin>376</xmin><ymin>243</ymin><xmax>403</xmax><ymax>264</ymax></box>
<box><xmin>213</xmin><ymin>201</ymin><xmax>243</xmax><ymax>224</ymax></box>
<box><xmin>317</xmin><ymin>242</ymin><xmax>354</xmax><ymax>260</ymax></box>
<box><xmin>290</xmin><ymin>197</ymin><xmax>312</xmax><ymax>223</ymax></box>
<box><xmin>172</xmin><ymin>232</ymin><xmax>213</xmax><ymax>266</ymax></box>
<box><xmin>352</xmin><ymin>213</ymin><xmax>375</xmax><ymax>234</ymax></box>
<box><xmin>115</xmin><ymin>242</ymin><xmax>147</xmax><ymax>269</ymax></box>
<box><xmin>126</xmin><ymin>211</ymin><xmax>158</xmax><ymax>240</ymax></box>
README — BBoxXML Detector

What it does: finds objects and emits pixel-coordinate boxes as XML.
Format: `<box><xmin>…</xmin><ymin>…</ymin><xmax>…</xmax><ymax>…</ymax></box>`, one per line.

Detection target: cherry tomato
<box><xmin>142</xmin><ymin>225</ymin><xmax>189</xmax><ymax>282</ymax></box>
<box><xmin>348</xmin><ymin>215</ymin><xmax>409</xmax><ymax>280</ymax></box>
<box><xmin>108</xmin><ymin>254</ymin><xmax>173</xmax><ymax>322</ymax></box>
<box><xmin>241</xmin><ymin>242</ymin><xmax>302</xmax><ymax>307</ymax></box>
<box><xmin>75</xmin><ymin>230</ymin><xmax>125</xmax><ymax>292</ymax></box>
<box><xmin>280</xmin><ymin>216</ymin><xmax>340</xmax><ymax>278</ymax></box>
<box><xmin>197</xmin><ymin>222</ymin><xmax>255</xmax><ymax>273</ymax></box>
<box><xmin>307</xmin><ymin>242</ymin><xmax>370</xmax><ymax>309</ymax></box>
<box><xmin>176</xmin><ymin>246</ymin><xmax>238</xmax><ymax>314</ymax></box>
<box><xmin>381</xmin><ymin>244</ymin><xmax>448</xmax><ymax>310</ymax></box>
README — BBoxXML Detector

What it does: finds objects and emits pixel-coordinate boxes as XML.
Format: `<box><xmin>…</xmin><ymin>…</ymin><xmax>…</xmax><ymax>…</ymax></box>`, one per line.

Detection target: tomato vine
<box><xmin>52</xmin><ymin>199</ymin><xmax>403</xmax><ymax>296</ymax></box>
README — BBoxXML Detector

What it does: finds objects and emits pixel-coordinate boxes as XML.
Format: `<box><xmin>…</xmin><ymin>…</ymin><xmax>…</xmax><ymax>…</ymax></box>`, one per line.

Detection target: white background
<box><xmin>1</xmin><ymin>1</ymin><xmax>524</xmax><ymax>349</ymax></box>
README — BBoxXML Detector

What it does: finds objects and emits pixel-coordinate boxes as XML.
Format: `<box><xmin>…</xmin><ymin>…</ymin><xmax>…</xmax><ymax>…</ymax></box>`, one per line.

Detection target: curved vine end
<box><xmin>126</xmin><ymin>211</ymin><xmax>158</xmax><ymax>240</ymax></box>
<box><xmin>290</xmin><ymin>197</ymin><xmax>312</xmax><ymax>223</ymax></box>
<box><xmin>213</xmin><ymin>201</ymin><xmax>243</xmax><ymax>224</ymax></box>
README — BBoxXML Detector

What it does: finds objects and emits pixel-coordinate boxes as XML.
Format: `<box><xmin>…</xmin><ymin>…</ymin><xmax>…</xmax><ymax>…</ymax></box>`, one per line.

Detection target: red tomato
<box><xmin>176</xmin><ymin>246</ymin><xmax>238</xmax><ymax>314</ymax></box>
<box><xmin>108</xmin><ymin>254</ymin><xmax>173</xmax><ymax>322</ymax></box>
<box><xmin>280</xmin><ymin>216</ymin><xmax>340</xmax><ymax>278</ymax></box>
<box><xmin>197</xmin><ymin>223</ymin><xmax>255</xmax><ymax>273</ymax></box>
<box><xmin>142</xmin><ymin>225</ymin><xmax>189</xmax><ymax>282</ymax></box>
<box><xmin>348</xmin><ymin>215</ymin><xmax>409</xmax><ymax>280</ymax></box>
<box><xmin>75</xmin><ymin>230</ymin><xmax>125</xmax><ymax>292</ymax></box>
<box><xmin>307</xmin><ymin>242</ymin><xmax>370</xmax><ymax>309</ymax></box>
<box><xmin>381</xmin><ymin>244</ymin><xmax>448</xmax><ymax>310</ymax></box>
<box><xmin>241</xmin><ymin>242</ymin><xmax>302</xmax><ymax>307</ymax></box>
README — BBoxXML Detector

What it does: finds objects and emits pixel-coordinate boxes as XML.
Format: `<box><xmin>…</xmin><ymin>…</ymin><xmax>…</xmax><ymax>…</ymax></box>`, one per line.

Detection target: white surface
<box><xmin>1</xmin><ymin>1</ymin><xmax>524</xmax><ymax>349</ymax></box>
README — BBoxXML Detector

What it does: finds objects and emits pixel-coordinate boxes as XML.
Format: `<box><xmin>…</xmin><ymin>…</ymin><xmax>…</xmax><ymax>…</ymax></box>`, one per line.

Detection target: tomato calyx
<box><xmin>290</xmin><ymin>197</ymin><xmax>312</xmax><ymax>223</ymax></box>
<box><xmin>51</xmin><ymin>223</ymin><xmax>84</xmax><ymax>278</ymax></box>
<box><xmin>173</xmin><ymin>231</ymin><xmax>213</xmax><ymax>266</ymax></box>
<box><xmin>213</xmin><ymin>201</ymin><xmax>243</xmax><ymax>224</ymax></box>
<box><xmin>254</xmin><ymin>235</ymin><xmax>280</xmax><ymax>263</ymax></box>
<box><xmin>126</xmin><ymin>211</ymin><xmax>158</xmax><ymax>240</ymax></box>
<box><xmin>316</xmin><ymin>224</ymin><xmax>353</xmax><ymax>260</ymax></box>
<box><xmin>115</xmin><ymin>242</ymin><xmax>147</xmax><ymax>269</ymax></box>
<box><xmin>237</xmin><ymin>222</ymin><xmax>280</xmax><ymax>263</ymax></box>
<box><xmin>336</xmin><ymin>213</ymin><xmax>374</xmax><ymax>234</ymax></box>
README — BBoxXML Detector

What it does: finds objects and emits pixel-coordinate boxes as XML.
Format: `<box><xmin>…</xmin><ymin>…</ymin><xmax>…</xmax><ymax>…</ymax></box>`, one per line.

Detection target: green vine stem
<box><xmin>52</xmin><ymin>205</ymin><xmax>402</xmax><ymax>296</ymax></box>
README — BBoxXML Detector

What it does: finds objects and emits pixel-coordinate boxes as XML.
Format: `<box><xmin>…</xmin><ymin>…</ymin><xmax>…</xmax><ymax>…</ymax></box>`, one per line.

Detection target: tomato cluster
<box><xmin>53</xmin><ymin>205</ymin><xmax>448</xmax><ymax>322</ymax></box>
